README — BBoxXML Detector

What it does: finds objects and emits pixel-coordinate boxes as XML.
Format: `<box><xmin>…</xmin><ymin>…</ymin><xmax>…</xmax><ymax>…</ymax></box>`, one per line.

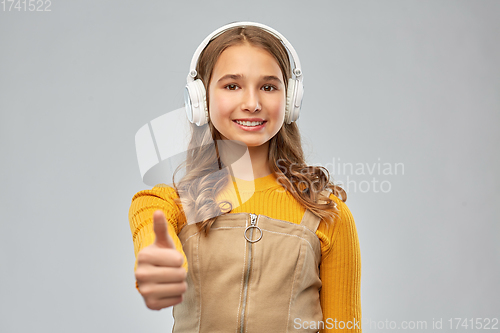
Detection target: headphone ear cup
<box><xmin>185</xmin><ymin>79</ymin><xmax>208</xmax><ymax>126</ymax></box>
<box><xmin>285</xmin><ymin>78</ymin><xmax>302</xmax><ymax>124</ymax></box>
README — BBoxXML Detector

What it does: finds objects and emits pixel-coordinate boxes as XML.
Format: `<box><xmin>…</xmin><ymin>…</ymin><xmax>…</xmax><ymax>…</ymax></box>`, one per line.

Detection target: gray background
<box><xmin>1</xmin><ymin>0</ymin><xmax>499</xmax><ymax>332</ymax></box>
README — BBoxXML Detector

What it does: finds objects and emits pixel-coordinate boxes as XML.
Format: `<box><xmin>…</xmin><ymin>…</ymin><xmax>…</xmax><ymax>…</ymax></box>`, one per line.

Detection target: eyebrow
<box><xmin>217</xmin><ymin>74</ymin><xmax>283</xmax><ymax>85</ymax></box>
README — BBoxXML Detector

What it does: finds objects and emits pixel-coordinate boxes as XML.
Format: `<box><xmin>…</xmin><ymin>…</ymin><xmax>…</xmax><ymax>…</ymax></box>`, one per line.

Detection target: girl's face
<box><xmin>208</xmin><ymin>43</ymin><xmax>286</xmax><ymax>149</ymax></box>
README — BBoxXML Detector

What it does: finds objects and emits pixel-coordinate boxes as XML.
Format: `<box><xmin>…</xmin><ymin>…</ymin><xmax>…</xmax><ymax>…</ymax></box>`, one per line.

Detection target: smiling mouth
<box><xmin>233</xmin><ymin>120</ymin><xmax>267</xmax><ymax>127</ymax></box>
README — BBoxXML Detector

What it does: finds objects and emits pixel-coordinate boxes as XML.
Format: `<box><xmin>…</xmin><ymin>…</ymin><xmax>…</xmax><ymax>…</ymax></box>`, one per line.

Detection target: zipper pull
<box><xmin>250</xmin><ymin>213</ymin><xmax>257</xmax><ymax>226</ymax></box>
<box><xmin>244</xmin><ymin>213</ymin><xmax>262</xmax><ymax>243</ymax></box>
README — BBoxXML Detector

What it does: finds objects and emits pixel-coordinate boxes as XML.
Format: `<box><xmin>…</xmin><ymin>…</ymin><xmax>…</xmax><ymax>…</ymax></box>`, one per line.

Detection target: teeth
<box><xmin>235</xmin><ymin>120</ymin><xmax>264</xmax><ymax>126</ymax></box>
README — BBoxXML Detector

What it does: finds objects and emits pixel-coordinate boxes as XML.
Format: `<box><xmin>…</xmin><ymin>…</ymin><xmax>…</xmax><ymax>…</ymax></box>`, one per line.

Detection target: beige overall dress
<box><xmin>172</xmin><ymin>193</ymin><xmax>328</xmax><ymax>333</ymax></box>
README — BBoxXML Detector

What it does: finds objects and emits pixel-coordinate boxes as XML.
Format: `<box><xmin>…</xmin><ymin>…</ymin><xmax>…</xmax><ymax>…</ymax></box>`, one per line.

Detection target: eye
<box><xmin>262</xmin><ymin>84</ymin><xmax>278</xmax><ymax>92</ymax></box>
<box><xmin>224</xmin><ymin>84</ymin><xmax>239</xmax><ymax>90</ymax></box>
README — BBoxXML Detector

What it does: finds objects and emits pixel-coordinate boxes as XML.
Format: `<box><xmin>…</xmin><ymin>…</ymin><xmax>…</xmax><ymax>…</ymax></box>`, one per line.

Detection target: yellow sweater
<box><xmin>129</xmin><ymin>173</ymin><xmax>362</xmax><ymax>332</ymax></box>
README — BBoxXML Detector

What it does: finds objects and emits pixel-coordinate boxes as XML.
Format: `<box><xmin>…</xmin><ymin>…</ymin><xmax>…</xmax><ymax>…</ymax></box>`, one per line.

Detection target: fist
<box><xmin>135</xmin><ymin>210</ymin><xmax>187</xmax><ymax>310</ymax></box>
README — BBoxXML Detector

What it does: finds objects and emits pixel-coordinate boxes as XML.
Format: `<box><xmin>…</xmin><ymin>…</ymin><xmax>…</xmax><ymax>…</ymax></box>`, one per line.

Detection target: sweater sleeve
<box><xmin>318</xmin><ymin>194</ymin><xmax>362</xmax><ymax>332</ymax></box>
<box><xmin>128</xmin><ymin>184</ymin><xmax>188</xmax><ymax>291</ymax></box>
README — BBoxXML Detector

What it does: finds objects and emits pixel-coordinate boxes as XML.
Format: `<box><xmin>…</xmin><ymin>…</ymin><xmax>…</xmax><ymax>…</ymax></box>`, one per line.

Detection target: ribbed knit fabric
<box><xmin>129</xmin><ymin>173</ymin><xmax>362</xmax><ymax>332</ymax></box>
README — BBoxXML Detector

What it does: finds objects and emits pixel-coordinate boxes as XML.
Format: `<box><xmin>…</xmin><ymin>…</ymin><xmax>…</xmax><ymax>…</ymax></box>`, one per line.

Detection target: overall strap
<box><xmin>299</xmin><ymin>189</ymin><xmax>331</xmax><ymax>233</ymax></box>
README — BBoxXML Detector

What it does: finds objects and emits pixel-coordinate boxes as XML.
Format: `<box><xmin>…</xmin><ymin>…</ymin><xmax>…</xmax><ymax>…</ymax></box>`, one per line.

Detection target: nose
<box><xmin>241</xmin><ymin>88</ymin><xmax>261</xmax><ymax>112</ymax></box>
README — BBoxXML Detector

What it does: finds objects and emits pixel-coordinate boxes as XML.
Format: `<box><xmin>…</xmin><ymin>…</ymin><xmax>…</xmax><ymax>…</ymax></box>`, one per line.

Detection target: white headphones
<box><xmin>184</xmin><ymin>21</ymin><xmax>304</xmax><ymax>126</ymax></box>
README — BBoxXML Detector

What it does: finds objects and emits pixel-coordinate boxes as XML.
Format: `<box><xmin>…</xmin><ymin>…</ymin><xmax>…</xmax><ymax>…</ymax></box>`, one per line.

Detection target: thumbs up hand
<box><xmin>135</xmin><ymin>210</ymin><xmax>188</xmax><ymax>310</ymax></box>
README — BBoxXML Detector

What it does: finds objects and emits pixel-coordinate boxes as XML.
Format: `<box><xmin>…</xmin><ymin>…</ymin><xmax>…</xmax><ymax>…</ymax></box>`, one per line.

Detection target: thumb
<box><xmin>153</xmin><ymin>210</ymin><xmax>175</xmax><ymax>249</ymax></box>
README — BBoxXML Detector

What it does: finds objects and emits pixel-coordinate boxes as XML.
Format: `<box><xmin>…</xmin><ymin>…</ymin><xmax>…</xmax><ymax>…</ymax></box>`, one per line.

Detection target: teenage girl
<box><xmin>129</xmin><ymin>22</ymin><xmax>361</xmax><ymax>332</ymax></box>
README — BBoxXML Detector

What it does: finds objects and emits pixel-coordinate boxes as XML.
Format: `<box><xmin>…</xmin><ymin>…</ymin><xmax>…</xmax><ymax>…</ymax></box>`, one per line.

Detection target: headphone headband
<box><xmin>187</xmin><ymin>21</ymin><xmax>303</xmax><ymax>83</ymax></box>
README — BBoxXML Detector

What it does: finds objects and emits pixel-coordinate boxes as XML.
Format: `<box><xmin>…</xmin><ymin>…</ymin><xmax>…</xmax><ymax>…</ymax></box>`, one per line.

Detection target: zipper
<box><xmin>239</xmin><ymin>213</ymin><xmax>259</xmax><ymax>333</ymax></box>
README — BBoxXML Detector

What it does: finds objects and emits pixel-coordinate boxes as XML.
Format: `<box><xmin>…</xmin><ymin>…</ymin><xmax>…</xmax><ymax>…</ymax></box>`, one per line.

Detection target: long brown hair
<box><xmin>172</xmin><ymin>25</ymin><xmax>346</xmax><ymax>234</ymax></box>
